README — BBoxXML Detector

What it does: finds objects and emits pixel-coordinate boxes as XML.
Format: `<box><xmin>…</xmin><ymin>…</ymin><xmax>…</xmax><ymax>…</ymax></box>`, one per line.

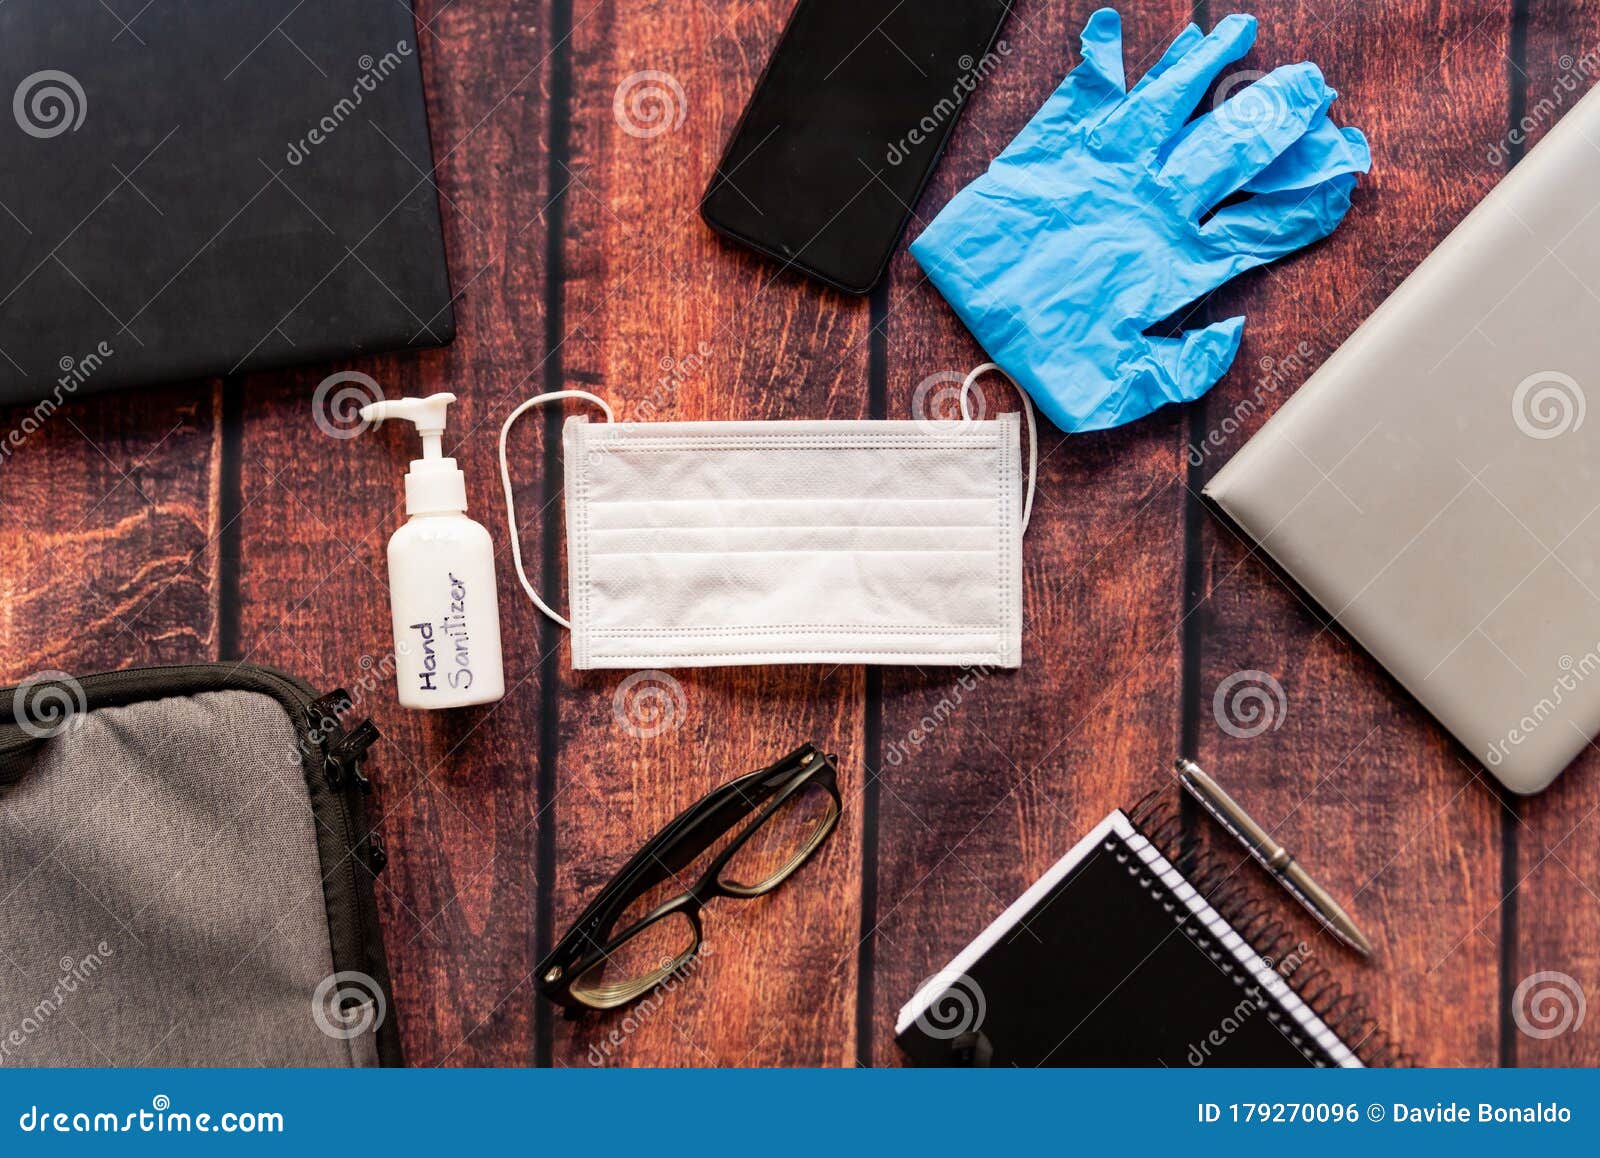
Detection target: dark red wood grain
<box><xmin>870</xmin><ymin>0</ymin><xmax>1199</xmax><ymax>1066</ymax></box>
<box><xmin>0</xmin><ymin>384</ymin><xmax>221</xmax><ymax>670</ymax></box>
<box><xmin>545</xmin><ymin>0</ymin><xmax>870</xmax><ymax>1068</ymax></box>
<box><xmin>233</xmin><ymin>0</ymin><xmax>555</xmax><ymax>1066</ymax></box>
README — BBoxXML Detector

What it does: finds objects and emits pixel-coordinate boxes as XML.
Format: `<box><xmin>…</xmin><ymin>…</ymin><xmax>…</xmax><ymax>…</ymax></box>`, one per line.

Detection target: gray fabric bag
<box><xmin>0</xmin><ymin>664</ymin><xmax>398</xmax><ymax>1067</ymax></box>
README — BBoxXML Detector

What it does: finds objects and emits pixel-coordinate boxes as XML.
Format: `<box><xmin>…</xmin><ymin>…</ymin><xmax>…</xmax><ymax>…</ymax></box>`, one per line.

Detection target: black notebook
<box><xmin>0</xmin><ymin>0</ymin><xmax>453</xmax><ymax>404</ymax></box>
<box><xmin>896</xmin><ymin>795</ymin><xmax>1401</xmax><ymax>1067</ymax></box>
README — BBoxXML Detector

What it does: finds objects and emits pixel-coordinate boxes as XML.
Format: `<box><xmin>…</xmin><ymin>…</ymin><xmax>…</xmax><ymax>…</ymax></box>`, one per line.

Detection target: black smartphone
<box><xmin>701</xmin><ymin>0</ymin><xmax>1013</xmax><ymax>295</ymax></box>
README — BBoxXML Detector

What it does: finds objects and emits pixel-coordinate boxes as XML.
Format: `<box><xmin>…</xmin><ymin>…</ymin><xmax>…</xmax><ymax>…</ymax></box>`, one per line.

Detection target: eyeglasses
<box><xmin>536</xmin><ymin>743</ymin><xmax>841</xmax><ymax>1012</ymax></box>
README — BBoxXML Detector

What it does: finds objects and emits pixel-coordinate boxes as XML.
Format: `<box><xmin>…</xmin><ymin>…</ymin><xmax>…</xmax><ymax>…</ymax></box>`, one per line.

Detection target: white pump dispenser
<box><xmin>360</xmin><ymin>393</ymin><xmax>505</xmax><ymax>710</ymax></box>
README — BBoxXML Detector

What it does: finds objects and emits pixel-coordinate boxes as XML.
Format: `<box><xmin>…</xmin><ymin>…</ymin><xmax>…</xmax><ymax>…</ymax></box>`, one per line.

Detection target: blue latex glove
<box><xmin>910</xmin><ymin>9</ymin><xmax>1370</xmax><ymax>433</ymax></box>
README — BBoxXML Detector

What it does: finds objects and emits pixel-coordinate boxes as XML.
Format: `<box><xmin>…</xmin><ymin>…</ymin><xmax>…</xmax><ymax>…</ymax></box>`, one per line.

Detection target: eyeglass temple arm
<box><xmin>576</xmin><ymin>745</ymin><xmax>822</xmax><ymax>933</ymax></box>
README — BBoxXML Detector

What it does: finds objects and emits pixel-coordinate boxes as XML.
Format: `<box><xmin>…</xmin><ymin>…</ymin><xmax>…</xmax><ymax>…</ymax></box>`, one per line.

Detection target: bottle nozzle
<box><xmin>360</xmin><ymin>393</ymin><xmax>457</xmax><ymax>459</ymax></box>
<box><xmin>357</xmin><ymin>392</ymin><xmax>467</xmax><ymax>516</ymax></box>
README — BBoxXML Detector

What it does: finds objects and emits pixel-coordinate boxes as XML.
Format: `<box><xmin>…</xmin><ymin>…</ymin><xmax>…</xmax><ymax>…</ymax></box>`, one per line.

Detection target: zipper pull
<box><xmin>323</xmin><ymin>718</ymin><xmax>381</xmax><ymax>792</ymax></box>
<box><xmin>303</xmin><ymin>689</ymin><xmax>352</xmax><ymax>736</ymax></box>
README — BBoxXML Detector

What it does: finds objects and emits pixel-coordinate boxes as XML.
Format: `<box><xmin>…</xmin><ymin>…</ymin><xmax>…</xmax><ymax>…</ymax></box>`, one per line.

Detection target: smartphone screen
<box><xmin>701</xmin><ymin>0</ymin><xmax>1012</xmax><ymax>294</ymax></box>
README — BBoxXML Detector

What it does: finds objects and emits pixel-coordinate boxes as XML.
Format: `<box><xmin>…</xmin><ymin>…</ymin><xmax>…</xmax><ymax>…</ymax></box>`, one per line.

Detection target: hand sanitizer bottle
<box><xmin>359</xmin><ymin>393</ymin><xmax>505</xmax><ymax>709</ymax></box>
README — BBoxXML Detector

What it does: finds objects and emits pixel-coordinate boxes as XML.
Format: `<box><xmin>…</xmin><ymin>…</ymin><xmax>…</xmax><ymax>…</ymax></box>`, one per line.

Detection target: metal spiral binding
<box><xmin>1129</xmin><ymin>788</ymin><xmax>1411</xmax><ymax>1067</ymax></box>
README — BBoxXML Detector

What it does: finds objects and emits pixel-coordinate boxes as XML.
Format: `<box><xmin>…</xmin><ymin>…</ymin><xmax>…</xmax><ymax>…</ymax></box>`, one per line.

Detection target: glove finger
<box><xmin>1068</xmin><ymin>316</ymin><xmax>1245</xmax><ymax>432</ymax></box>
<box><xmin>1125</xmin><ymin>173</ymin><xmax>1359</xmax><ymax>327</ymax></box>
<box><xmin>1098</xmin><ymin>13</ymin><xmax>1256</xmax><ymax>154</ymax></box>
<box><xmin>1130</xmin><ymin>23</ymin><xmax>1205</xmax><ymax>94</ymax></box>
<box><xmin>997</xmin><ymin>8</ymin><xmax>1126</xmax><ymax>166</ymax></box>
<box><xmin>1200</xmin><ymin>172</ymin><xmax>1359</xmax><ymax>267</ymax></box>
<box><xmin>1136</xmin><ymin>316</ymin><xmax>1246</xmax><ymax>408</ymax></box>
<box><xmin>1160</xmin><ymin>63</ymin><xmax>1336</xmax><ymax>218</ymax></box>
<box><xmin>1243</xmin><ymin>121</ymin><xmax>1371</xmax><ymax>194</ymax></box>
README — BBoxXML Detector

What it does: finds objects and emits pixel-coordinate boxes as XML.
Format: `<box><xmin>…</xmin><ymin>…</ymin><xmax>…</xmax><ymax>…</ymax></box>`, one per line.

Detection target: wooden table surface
<box><xmin>5</xmin><ymin>0</ymin><xmax>1600</xmax><ymax>1067</ymax></box>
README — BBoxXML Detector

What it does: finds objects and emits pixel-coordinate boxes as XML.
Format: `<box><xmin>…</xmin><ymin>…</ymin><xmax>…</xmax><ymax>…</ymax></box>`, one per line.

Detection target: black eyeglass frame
<box><xmin>537</xmin><ymin>742</ymin><xmax>841</xmax><ymax>1012</ymax></box>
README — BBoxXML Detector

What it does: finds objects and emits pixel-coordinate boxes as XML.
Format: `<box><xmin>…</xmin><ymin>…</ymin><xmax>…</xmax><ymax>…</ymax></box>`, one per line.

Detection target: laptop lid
<box><xmin>0</xmin><ymin>0</ymin><xmax>453</xmax><ymax>404</ymax></box>
<box><xmin>1205</xmin><ymin>83</ymin><xmax>1600</xmax><ymax>796</ymax></box>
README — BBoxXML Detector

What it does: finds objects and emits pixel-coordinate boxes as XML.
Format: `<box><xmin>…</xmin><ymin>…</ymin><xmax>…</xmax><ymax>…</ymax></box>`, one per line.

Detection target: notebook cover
<box><xmin>895</xmin><ymin>807</ymin><xmax>1380</xmax><ymax>1068</ymax></box>
<box><xmin>0</xmin><ymin>0</ymin><xmax>454</xmax><ymax>404</ymax></box>
<box><xmin>1204</xmin><ymin>82</ymin><xmax>1600</xmax><ymax>795</ymax></box>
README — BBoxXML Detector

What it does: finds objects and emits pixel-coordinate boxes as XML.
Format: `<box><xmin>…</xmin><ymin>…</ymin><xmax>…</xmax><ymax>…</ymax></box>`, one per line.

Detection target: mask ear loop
<box><xmin>498</xmin><ymin>390</ymin><xmax>615</xmax><ymax>629</ymax></box>
<box><xmin>961</xmin><ymin>362</ymin><xmax>1036</xmax><ymax>533</ymax></box>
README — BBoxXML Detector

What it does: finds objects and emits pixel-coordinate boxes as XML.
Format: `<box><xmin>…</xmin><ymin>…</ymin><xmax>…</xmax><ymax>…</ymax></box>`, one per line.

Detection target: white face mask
<box><xmin>498</xmin><ymin>365</ymin><xmax>1036</xmax><ymax>670</ymax></box>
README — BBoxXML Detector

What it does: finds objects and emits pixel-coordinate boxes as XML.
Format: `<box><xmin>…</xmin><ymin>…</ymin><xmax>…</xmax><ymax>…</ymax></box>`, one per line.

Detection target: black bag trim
<box><xmin>0</xmin><ymin>662</ymin><xmax>403</xmax><ymax>1067</ymax></box>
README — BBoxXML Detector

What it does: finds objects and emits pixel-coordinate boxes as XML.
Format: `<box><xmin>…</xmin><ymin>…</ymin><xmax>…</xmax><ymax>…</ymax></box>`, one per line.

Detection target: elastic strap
<box><xmin>498</xmin><ymin>390</ymin><xmax>614</xmax><ymax>629</ymax></box>
<box><xmin>960</xmin><ymin>363</ymin><xmax>1037</xmax><ymax>533</ymax></box>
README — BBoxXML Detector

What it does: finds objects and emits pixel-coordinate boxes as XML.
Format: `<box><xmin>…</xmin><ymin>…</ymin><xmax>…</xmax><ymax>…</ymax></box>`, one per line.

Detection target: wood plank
<box><xmin>1505</xmin><ymin>0</ymin><xmax>1600</xmax><ymax>1068</ymax></box>
<box><xmin>0</xmin><ymin>383</ymin><xmax>221</xmax><ymax>672</ymax></box>
<box><xmin>871</xmin><ymin>0</ymin><xmax>1197</xmax><ymax>1066</ymax></box>
<box><xmin>0</xmin><ymin>6</ymin><xmax>222</xmax><ymax>681</ymax></box>
<box><xmin>547</xmin><ymin>0</ymin><xmax>871</xmax><ymax>1067</ymax></box>
<box><xmin>1191</xmin><ymin>0</ymin><xmax>1511</xmax><ymax>1066</ymax></box>
<box><xmin>233</xmin><ymin>1</ymin><xmax>553</xmax><ymax>1066</ymax></box>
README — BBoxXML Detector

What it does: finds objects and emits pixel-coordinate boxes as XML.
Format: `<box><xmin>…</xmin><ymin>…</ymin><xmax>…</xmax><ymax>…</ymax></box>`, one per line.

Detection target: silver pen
<box><xmin>1175</xmin><ymin>758</ymin><xmax>1373</xmax><ymax>958</ymax></box>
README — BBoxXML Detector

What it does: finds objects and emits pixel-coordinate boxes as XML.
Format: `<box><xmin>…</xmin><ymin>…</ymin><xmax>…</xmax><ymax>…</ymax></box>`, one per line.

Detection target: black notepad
<box><xmin>897</xmin><ymin>805</ymin><xmax>1394</xmax><ymax>1067</ymax></box>
<box><xmin>0</xmin><ymin>0</ymin><xmax>453</xmax><ymax>404</ymax></box>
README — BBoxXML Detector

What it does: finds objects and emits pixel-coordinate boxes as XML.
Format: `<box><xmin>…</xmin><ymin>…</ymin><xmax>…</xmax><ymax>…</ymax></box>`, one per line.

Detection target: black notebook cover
<box><xmin>0</xmin><ymin>0</ymin><xmax>454</xmax><ymax>404</ymax></box>
<box><xmin>897</xmin><ymin>806</ymin><xmax>1396</xmax><ymax>1067</ymax></box>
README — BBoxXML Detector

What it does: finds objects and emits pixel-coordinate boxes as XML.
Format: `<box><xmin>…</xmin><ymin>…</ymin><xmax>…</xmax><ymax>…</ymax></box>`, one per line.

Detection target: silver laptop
<box><xmin>1205</xmin><ymin>83</ymin><xmax>1600</xmax><ymax>795</ymax></box>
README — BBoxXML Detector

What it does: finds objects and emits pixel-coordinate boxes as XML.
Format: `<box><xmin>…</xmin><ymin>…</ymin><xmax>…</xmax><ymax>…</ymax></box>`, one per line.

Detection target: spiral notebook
<box><xmin>895</xmin><ymin>792</ymin><xmax>1403</xmax><ymax>1067</ymax></box>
